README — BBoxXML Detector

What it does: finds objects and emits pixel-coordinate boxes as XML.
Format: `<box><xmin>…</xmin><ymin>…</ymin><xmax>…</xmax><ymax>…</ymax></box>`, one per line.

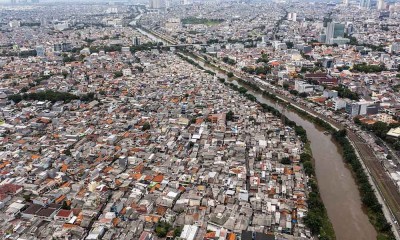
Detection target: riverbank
<box><xmin>233</xmin><ymin>76</ymin><xmax>395</xmax><ymax>240</ymax></box>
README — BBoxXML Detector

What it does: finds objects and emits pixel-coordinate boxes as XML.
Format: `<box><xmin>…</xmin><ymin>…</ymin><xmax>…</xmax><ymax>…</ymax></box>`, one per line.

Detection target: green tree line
<box><xmin>8</xmin><ymin>90</ymin><xmax>95</xmax><ymax>103</ymax></box>
<box><xmin>353</xmin><ymin>63</ymin><xmax>386</xmax><ymax>73</ymax></box>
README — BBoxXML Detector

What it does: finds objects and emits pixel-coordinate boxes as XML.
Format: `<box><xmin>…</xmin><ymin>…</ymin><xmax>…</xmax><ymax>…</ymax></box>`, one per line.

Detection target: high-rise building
<box><xmin>35</xmin><ymin>45</ymin><xmax>45</xmax><ymax>57</ymax></box>
<box><xmin>325</xmin><ymin>22</ymin><xmax>345</xmax><ymax>44</ymax></box>
<box><xmin>343</xmin><ymin>0</ymin><xmax>349</xmax><ymax>6</ymax></box>
<box><xmin>377</xmin><ymin>0</ymin><xmax>385</xmax><ymax>10</ymax></box>
<box><xmin>287</xmin><ymin>12</ymin><xmax>297</xmax><ymax>21</ymax></box>
<box><xmin>390</xmin><ymin>41</ymin><xmax>400</xmax><ymax>53</ymax></box>
<box><xmin>346</xmin><ymin>22</ymin><xmax>354</xmax><ymax>34</ymax></box>
<box><xmin>181</xmin><ymin>0</ymin><xmax>192</xmax><ymax>5</ymax></box>
<box><xmin>149</xmin><ymin>0</ymin><xmax>165</xmax><ymax>9</ymax></box>
<box><xmin>9</xmin><ymin>20</ymin><xmax>20</xmax><ymax>28</ymax></box>
<box><xmin>53</xmin><ymin>43</ymin><xmax>72</xmax><ymax>52</ymax></box>
<box><xmin>133</xmin><ymin>37</ymin><xmax>141</xmax><ymax>46</ymax></box>
<box><xmin>360</xmin><ymin>0</ymin><xmax>371</xmax><ymax>9</ymax></box>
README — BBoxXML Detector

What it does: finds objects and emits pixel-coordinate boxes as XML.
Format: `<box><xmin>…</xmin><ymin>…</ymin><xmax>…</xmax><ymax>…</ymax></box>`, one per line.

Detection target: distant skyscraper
<box><xmin>133</xmin><ymin>37</ymin><xmax>141</xmax><ymax>46</ymax></box>
<box><xmin>343</xmin><ymin>0</ymin><xmax>349</xmax><ymax>6</ymax></box>
<box><xmin>35</xmin><ymin>45</ymin><xmax>45</xmax><ymax>57</ymax></box>
<box><xmin>360</xmin><ymin>0</ymin><xmax>371</xmax><ymax>9</ymax></box>
<box><xmin>377</xmin><ymin>0</ymin><xmax>385</xmax><ymax>10</ymax></box>
<box><xmin>346</xmin><ymin>22</ymin><xmax>354</xmax><ymax>34</ymax></box>
<box><xmin>149</xmin><ymin>0</ymin><xmax>166</xmax><ymax>9</ymax></box>
<box><xmin>325</xmin><ymin>22</ymin><xmax>345</xmax><ymax>44</ymax></box>
<box><xmin>181</xmin><ymin>0</ymin><xmax>192</xmax><ymax>5</ymax></box>
<box><xmin>287</xmin><ymin>13</ymin><xmax>297</xmax><ymax>21</ymax></box>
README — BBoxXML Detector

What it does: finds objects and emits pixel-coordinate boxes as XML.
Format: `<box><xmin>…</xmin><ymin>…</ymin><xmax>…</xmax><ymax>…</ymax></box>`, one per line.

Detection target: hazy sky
<box><xmin>0</xmin><ymin>0</ymin><xmax>128</xmax><ymax>3</ymax></box>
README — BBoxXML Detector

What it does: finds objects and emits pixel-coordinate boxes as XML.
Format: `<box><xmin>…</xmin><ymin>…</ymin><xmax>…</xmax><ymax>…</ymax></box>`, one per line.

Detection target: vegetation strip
<box><xmin>8</xmin><ymin>90</ymin><xmax>96</xmax><ymax>103</ymax></box>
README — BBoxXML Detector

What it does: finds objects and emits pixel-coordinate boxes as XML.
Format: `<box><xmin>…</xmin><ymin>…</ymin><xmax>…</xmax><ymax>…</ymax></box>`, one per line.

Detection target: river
<box><xmin>231</xmin><ymin>80</ymin><xmax>377</xmax><ymax>240</ymax></box>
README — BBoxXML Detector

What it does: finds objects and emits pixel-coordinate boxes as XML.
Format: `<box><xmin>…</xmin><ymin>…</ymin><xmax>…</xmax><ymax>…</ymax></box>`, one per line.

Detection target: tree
<box><xmin>238</xmin><ymin>87</ymin><xmax>248</xmax><ymax>94</ymax></box>
<box><xmin>303</xmin><ymin>161</ymin><xmax>314</xmax><ymax>176</ymax></box>
<box><xmin>299</xmin><ymin>92</ymin><xmax>308</xmax><ymax>98</ymax></box>
<box><xmin>280</xmin><ymin>157</ymin><xmax>291</xmax><ymax>165</ymax></box>
<box><xmin>64</xmin><ymin>149</ymin><xmax>71</xmax><ymax>156</ymax></box>
<box><xmin>20</xmin><ymin>87</ymin><xmax>29</xmax><ymax>93</ymax></box>
<box><xmin>23</xmin><ymin>194</ymin><xmax>31</xmax><ymax>202</ymax></box>
<box><xmin>256</xmin><ymin>54</ymin><xmax>269</xmax><ymax>63</ymax></box>
<box><xmin>371</xmin><ymin>121</ymin><xmax>390</xmax><ymax>139</ymax></box>
<box><xmin>333</xmin><ymin>86</ymin><xmax>359</xmax><ymax>101</ymax></box>
<box><xmin>114</xmin><ymin>71</ymin><xmax>123</xmax><ymax>78</ymax></box>
<box><xmin>354</xmin><ymin>117</ymin><xmax>362</xmax><ymax>125</ymax></box>
<box><xmin>226</xmin><ymin>110</ymin><xmax>234</xmax><ymax>121</ymax></box>
<box><xmin>285</xmin><ymin>41</ymin><xmax>294</xmax><ymax>49</ymax></box>
<box><xmin>304</xmin><ymin>211</ymin><xmax>323</xmax><ymax>234</ymax></box>
<box><xmin>62</xmin><ymin>201</ymin><xmax>71</xmax><ymax>210</ymax></box>
<box><xmin>63</xmin><ymin>55</ymin><xmax>76</xmax><ymax>63</ymax></box>
<box><xmin>173</xmin><ymin>226</ymin><xmax>183</xmax><ymax>237</ymax></box>
<box><xmin>155</xmin><ymin>221</ymin><xmax>171</xmax><ymax>237</ymax></box>
<box><xmin>155</xmin><ymin>226</ymin><xmax>167</xmax><ymax>237</ymax></box>
<box><xmin>227</xmin><ymin>72</ymin><xmax>234</xmax><ymax>78</ymax></box>
<box><xmin>62</xmin><ymin>72</ymin><xmax>68</xmax><ymax>79</ymax></box>
<box><xmin>189</xmin><ymin>118</ymin><xmax>196</xmax><ymax>125</ymax></box>
<box><xmin>352</xmin><ymin>63</ymin><xmax>386</xmax><ymax>73</ymax></box>
<box><xmin>394</xmin><ymin>141</ymin><xmax>400</xmax><ymax>151</ymax></box>
<box><xmin>142</xmin><ymin>122</ymin><xmax>151</xmax><ymax>131</ymax></box>
<box><xmin>300</xmin><ymin>152</ymin><xmax>312</xmax><ymax>162</ymax></box>
<box><xmin>283</xmin><ymin>83</ymin><xmax>289</xmax><ymax>90</ymax></box>
<box><xmin>188</xmin><ymin>142</ymin><xmax>194</xmax><ymax>149</ymax></box>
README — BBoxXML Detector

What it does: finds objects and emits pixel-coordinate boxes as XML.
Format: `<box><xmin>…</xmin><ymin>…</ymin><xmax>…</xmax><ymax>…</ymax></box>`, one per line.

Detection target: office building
<box><xmin>133</xmin><ymin>37</ymin><xmax>141</xmax><ymax>46</ymax></box>
<box><xmin>333</xmin><ymin>97</ymin><xmax>347</xmax><ymax>111</ymax></box>
<box><xmin>346</xmin><ymin>102</ymin><xmax>360</xmax><ymax>116</ymax></box>
<box><xmin>390</xmin><ymin>41</ymin><xmax>400</xmax><ymax>53</ymax></box>
<box><xmin>360</xmin><ymin>0</ymin><xmax>371</xmax><ymax>9</ymax></box>
<box><xmin>377</xmin><ymin>0</ymin><xmax>385</xmax><ymax>10</ymax></box>
<box><xmin>331</xmin><ymin>37</ymin><xmax>351</xmax><ymax>45</ymax></box>
<box><xmin>149</xmin><ymin>0</ymin><xmax>166</xmax><ymax>9</ymax></box>
<box><xmin>9</xmin><ymin>20</ymin><xmax>20</xmax><ymax>28</ymax></box>
<box><xmin>346</xmin><ymin>22</ymin><xmax>354</xmax><ymax>34</ymax></box>
<box><xmin>325</xmin><ymin>22</ymin><xmax>345</xmax><ymax>44</ymax></box>
<box><xmin>287</xmin><ymin>12</ymin><xmax>297</xmax><ymax>22</ymax></box>
<box><xmin>343</xmin><ymin>0</ymin><xmax>349</xmax><ymax>5</ymax></box>
<box><xmin>35</xmin><ymin>45</ymin><xmax>45</xmax><ymax>57</ymax></box>
<box><xmin>53</xmin><ymin>43</ymin><xmax>72</xmax><ymax>52</ymax></box>
<box><xmin>181</xmin><ymin>0</ymin><xmax>192</xmax><ymax>5</ymax></box>
<box><xmin>346</xmin><ymin>101</ymin><xmax>378</xmax><ymax>116</ymax></box>
<box><xmin>294</xmin><ymin>80</ymin><xmax>315</xmax><ymax>93</ymax></box>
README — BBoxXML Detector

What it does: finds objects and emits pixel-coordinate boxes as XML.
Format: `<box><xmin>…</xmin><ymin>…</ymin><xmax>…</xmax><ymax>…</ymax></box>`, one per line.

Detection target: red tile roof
<box><xmin>57</xmin><ymin>209</ymin><xmax>73</xmax><ymax>218</ymax></box>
